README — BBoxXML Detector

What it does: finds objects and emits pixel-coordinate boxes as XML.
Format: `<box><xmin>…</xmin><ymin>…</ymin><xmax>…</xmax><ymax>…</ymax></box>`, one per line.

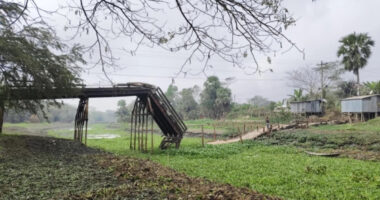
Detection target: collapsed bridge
<box><xmin>3</xmin><ymin>83</ymin><xmax>187</xmax><ymax>150</ymax></box>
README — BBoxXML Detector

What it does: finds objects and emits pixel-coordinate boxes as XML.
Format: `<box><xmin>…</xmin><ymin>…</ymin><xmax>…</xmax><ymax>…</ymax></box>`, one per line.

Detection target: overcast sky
<box><xmin>54</xmin><ymin>0</ymin><xmax>380</xmax><ymax>111</ymax></box>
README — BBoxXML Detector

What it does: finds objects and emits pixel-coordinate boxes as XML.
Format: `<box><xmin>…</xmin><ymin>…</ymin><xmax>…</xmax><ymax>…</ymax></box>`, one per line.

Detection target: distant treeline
<box><xmin>4</xmin><ymin>104</ymin><xmax>116</xmax><ymax>124</ymax></box>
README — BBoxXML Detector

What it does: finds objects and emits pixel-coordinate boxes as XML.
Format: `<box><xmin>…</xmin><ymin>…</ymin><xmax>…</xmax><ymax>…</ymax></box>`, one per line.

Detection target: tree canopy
<box><xmin>200</xmin><ymin>76</ymin><xmax>231</xmax><ymax>119</ymax></box>
<box><xmin>0</xmin><ymin>1</ymin><xmax>85</xmax><ymax>132</ymax></box>
<box><xmin>3</xmin><ymin>0</ymin><xmax>301</xmax><ymax>78</ymax></box>
<box><xmin>337</xmin><ymin>32</ymin><xmax>375</xmax><ymax>95</ymax></box>
<box><xmin>116</xmin><ymin>100</ymin><xmax>130</xmax><ymax>122</ymax></box>
<box><xmin>177</xmin><ymin>87</ymin><xmax>199</xmax><ymax>120</ymax></box>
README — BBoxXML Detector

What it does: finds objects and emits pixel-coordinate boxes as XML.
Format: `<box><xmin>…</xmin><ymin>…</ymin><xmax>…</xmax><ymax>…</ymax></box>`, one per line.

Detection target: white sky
<box><xmin>41</xmin><ymin>0</ymin><xmax>380</xmax><ymax>111</ymax></box>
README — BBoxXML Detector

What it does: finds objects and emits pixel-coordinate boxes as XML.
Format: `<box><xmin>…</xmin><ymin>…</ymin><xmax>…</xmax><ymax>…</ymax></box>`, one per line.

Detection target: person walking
<box><xmin>265</xmin><ymin>116</ymin><xmax>270</xmax><ymax>130</ymax></box>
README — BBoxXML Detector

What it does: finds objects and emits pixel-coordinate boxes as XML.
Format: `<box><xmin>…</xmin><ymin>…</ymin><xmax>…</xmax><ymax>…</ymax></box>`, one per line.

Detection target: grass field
<box><xmin>3</xmin><ymin>119</ymin><xmax>380</xmax><ymax>199</ymax></box>
<box><xmin>256</xmin><ymin>118</ymin><xmax>380</xmax><ymax>160</ymax></box>
<box><xmin>87</xmin><ymin>136</ymin><xmax>380</xmax><ymax>199</ymax></box>
<box><xmin>1</xmin><ymin>135</ymin><xmax>273</xmax><ymax>199</ymax></box>
<box><xmin>185</xmin><ymin>118</ymin><xmax>264</xmax><ymax>137</ymax></box>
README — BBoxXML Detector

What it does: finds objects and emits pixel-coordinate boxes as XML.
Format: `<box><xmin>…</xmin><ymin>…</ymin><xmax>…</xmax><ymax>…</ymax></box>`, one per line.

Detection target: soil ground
<box><xmin>208</xmin><ymin>124</ymin><xmax>288</xmax><ymax>145</ymax></box>
<box><xmin>0</xmin><ymin>135</ymin><xmax>279</xmax><ymax>200</ymax></box>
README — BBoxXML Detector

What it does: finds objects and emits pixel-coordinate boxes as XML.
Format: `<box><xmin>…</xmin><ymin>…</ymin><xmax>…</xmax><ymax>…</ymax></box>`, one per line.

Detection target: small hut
<box><xmin>290</xmin><ymin>99</ymin><xmax>324</xmax><ymax>116</ymax></box>
<box><xmin>341</xmin><ymin>94</ymin><xmax>380</xmax><ymax>120</ymax></box>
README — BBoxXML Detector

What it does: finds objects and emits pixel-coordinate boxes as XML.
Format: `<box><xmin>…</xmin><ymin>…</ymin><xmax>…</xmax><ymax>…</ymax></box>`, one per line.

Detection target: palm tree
<box><xmin>288</xmin><ymin>89</ymin><xmax>306</xmax><ymax>102</ymax></box>
<box><xmin>337</xmin><ymin>33</ymin><xmax>375</xmax><ymax>96</ymax></box>
<box><xmin>364</xmin><ymin>81</ymin><xmax>380</xmax><ymax>94</ymax></box>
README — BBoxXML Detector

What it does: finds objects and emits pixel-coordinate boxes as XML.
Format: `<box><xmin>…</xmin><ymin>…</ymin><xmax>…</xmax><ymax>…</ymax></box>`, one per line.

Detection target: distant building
<box><xmin>290</xmin><ymin>99</ymin><xmax>324</xmax><ymax>115</ymax></box>
<box><xmin>341</xmin><ymin>94</ymin><xmax>380</xmax><ymax>120</ymax></box>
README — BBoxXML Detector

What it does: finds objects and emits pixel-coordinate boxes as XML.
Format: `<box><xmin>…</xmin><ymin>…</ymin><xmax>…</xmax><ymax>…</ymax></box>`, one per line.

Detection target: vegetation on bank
<box><xmin>0</xmin><ymin>135</ymin><xmax>276</xmax><ymax>200</ymax></box>
<box><xmin>3</xmin><ymin>119</ymin><xmax>380</xmax><ymax>199</ymax></box>
<box><xmin>86</xmin><ymin>134</ymin><xmax>380</xmax><ymax>200</ymax></box>
<box><xmin>256</xmin><ymin>118</ymin><xmax>380</xmax><ymax>160</ymax></box>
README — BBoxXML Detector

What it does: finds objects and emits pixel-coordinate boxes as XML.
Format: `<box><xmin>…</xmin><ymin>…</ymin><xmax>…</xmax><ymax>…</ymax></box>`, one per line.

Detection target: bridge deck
<box><xmin>5</xmin><ymin>86</ymin><xmax>155</xmax><ymax>100</ymax></box>
<box><xmin>4</xmin><ymin>85</ymin><xmax>187</xmax><ymax>149</ymax></box>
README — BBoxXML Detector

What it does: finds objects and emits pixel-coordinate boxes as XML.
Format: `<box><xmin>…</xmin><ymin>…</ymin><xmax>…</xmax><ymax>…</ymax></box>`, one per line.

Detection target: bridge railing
<box><xmin>154</xmin><ymin>87</ymin><xmax>187</xmax><ymax>135</ymax></box>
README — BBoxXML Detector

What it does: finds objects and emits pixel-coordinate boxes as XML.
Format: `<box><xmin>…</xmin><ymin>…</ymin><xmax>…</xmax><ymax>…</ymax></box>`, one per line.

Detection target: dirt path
<box><xmin>208</xmin><ymin>124</ymin><xmax>288</xmax><ymax>145</ymax></box>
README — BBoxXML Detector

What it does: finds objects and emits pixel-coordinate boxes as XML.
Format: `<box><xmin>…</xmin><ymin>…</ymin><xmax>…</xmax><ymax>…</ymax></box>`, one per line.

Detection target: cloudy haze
<box><xmin>55</xmin><ymin>0</ymin><xmax>380</xmax><ymax>111</ymax></box>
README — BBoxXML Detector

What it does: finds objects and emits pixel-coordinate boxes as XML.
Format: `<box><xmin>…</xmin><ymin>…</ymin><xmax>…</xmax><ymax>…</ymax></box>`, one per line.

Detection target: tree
<box><xmin>116</xmin><ymin>100</ymin><xmax>130</xmax><ymax>122</ymax></box>
<box><xmin>288</xmin><ymin>89</ymin><xmax>306</xmax><ymax>102</ymax></box>
<box><xmin>0</xmin><ymin>3</ymin><xmax>84</xmax><ymax>133</ymax></box>
<box><xmin>336</xmin><ymin>80</ymin><xmax>357</xmax><ymax>98</ymax></box>
<box><xmin>313</xmin><ymin>61</ymin><xmax>343</xmax><ymax>99</ymax></box>
<box><xmin>177</xmin><ymin>88</ymin><xmax>199</xmax><ymax>120</ymax></box>
<box><xmin>337</xmin><ymin>33</ymin><xmax>375</xmax><ymax>96</ymax></box>
<box><xmin>286</xmin><ymin>66</ymin><xmax>320</xmax><ymax>98</ymax></box>
<box><xmin>4</xmin><ymin>0</ymin><xmax>301</xmax><ymax>80</ymax></box>
<box><xmin>165</xmin><ymin>84</ymin><xmax>179</xmax><ymax>108</ymax></box>
<box><xmin>248</xmin><ymin>95</ymin><xmax>271</xmax><ymax>108</ymax></box>
<box><xmin>287</xmin><ymin>63</ymin><xmax>343</xmax><ymax>99</ymax></box>
<box><xmin>200</xmin><ymin>76</ymin><xmax>231</xmax><ymax>119</ymax></box>
<box><xmin>364</xmin><ymin>81</ymin><xmax>380</xmax><ymax>95</ymax></box>
<box><xmin>214</xmin><ymin>87</ymin><xmax>232</xmax><ymax>118</ymax></box>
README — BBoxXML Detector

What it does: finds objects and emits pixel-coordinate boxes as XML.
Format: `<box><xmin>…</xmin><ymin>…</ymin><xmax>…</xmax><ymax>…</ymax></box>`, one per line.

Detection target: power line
<box><xmin>84</xmin><ymin>72</ymin><xmax>286</xmax><ymax>81</ymax></box>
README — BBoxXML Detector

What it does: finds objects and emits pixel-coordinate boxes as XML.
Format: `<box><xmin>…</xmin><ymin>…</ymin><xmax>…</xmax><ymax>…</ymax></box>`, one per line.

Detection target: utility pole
<box><xmin>315</xmin><ymin>61</ymin><xmax>326</xmax><ymax>99</ymax></box>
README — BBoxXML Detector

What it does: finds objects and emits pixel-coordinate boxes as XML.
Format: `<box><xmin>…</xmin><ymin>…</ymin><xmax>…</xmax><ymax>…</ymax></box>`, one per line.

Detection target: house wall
<box><xmin>290</xmin><ymin>102</ymin><xmax>304</xmax><ymax>113</ymax></box>
<box><xmin>309</xmin><ymin>101</ymin><xmax>322</xmax><ymax>113</ymax></box>
<box><xmin>362</xmin><ymin>97</ymin><xmax>377</xmax><ymax>112</ymax></box>
<box><xmin>341</xmin><ymin>96</ymin><xmax>380</xmax><ymax>113</ymax></box>
<box><xmin>341</xmin><ymin>99</ymin><xmax>363</xmax><ymax>113</ymax></box>
<box><xmin>290</xmin><ymin>101</ymin><xmax>322</xmax><ymax>113</ymax></box>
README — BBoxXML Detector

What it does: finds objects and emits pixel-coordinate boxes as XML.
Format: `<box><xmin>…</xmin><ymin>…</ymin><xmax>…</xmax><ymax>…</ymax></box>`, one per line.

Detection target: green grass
<box><xmin>5</xmin><ymin>120</ymin><xmax>380</xmax><ymax>199</ymax></box>
<box><xmin>312</xmin><ymin>118</ymin><xmax>380</xmax><ymax>132</ymax></box>
<box><xmin>46</xmin><ymin>123</ymin><xmax>129</xmax><ymax>139</ymax></box>
<box><xmin>255</xmin><ymin>118</ymin><xmax>380</xmax><ymax>161</ymax></box>
<box><xmin>185</xmin><ymin>118</ymin><xmax>264</xmax><ymax>137</ymax></box>
<box><xmin>3</xmin><ymin>122</ymin><xmax>49</xmax><ymax>128</ymax></box>
<box><xmin>87</xmin><ymin>137</ymin><xmax>380</xmax><ymax>200</ymax></box>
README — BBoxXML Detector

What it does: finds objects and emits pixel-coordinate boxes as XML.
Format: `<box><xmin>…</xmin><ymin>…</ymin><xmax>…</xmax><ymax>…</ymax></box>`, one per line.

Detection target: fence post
<box><xmin>213</xmin><ymin>124</ymin><xmax>216</xmax><ymax>141</ymax></box>
<box><xmin>238</xmin><ymin>127</ymin><xmax>243</xmax><ymax>144</ymax></box>
<box><xmin>201</xmin><ymin>125</ymin><xmax>205</xmax><ymax>147</ymax></box>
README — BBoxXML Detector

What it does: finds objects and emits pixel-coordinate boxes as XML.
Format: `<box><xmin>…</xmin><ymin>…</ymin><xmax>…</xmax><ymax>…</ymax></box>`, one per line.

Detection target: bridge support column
<box><xmin>130</xmin><ymin>96</ymin><xmax>152</xmax><ymax>152</ymax></box>
<box><xmin>74</xmin><ymin>97</ymin><xmax>89</xmax><ymax>144</ymax></box>
<box><xmin>0</xmin><ymin>101</ymin><xmax>4</xmax><ymax>134</ymax></box>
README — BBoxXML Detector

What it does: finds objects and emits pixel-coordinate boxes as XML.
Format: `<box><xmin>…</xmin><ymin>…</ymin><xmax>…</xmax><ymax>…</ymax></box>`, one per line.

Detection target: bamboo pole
<box><xmin>137</xmin><ymin>100</ymin><xmax>141</xmax><ymax>151</ymax></box>
<box><xmin>133</xmin><ymin>101</ymin><xmax>138</xmax><ymax>150</ymax></box>
<box><xmin>151</xmin><ymin>116</ymin><xmax>154</xmax><ymax>153</ymax></box>
<box><xmin>130</xmin><ymin>106</ymin><xmax>134</xmax><ymax>150</ymax></box>
<box><xmin>141</xmin><ymin>104</ymin><xmax>145</xmax><ymax>151</ymax></box>
<box><xmin>84</xmin><ymin>99</ymin><xmax>89</xmax><ymax>145</ymax></box>
<box><xmin>145</xmin><ymin>110</ymin><xmax>148</xmax><ymax>152</ymax></box>
<box><xmin>0</xmin><ymin>100</ymin><xmax>4</xmax><ymax>134</ymax></box>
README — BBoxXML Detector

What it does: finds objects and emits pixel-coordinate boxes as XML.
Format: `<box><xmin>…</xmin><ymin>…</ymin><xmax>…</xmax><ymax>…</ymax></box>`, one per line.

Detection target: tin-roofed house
<box><xmin>290</xmin><ymin>99</ymin><xmax>325</xmax><ymax>116</ymax></box>
<box><xmin>341</xmin><ymin>94</ymin><xmax>380</xmax><ymax>121</ymax></box>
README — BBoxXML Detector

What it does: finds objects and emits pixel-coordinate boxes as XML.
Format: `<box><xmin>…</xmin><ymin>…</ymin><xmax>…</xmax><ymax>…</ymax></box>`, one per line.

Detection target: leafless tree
<box><xmin>286</xmin><ymin>62</ymin><xmax>343</xmax><ymax>98</ymax></box>
<box><xmin>286</xmin><ymin>66</ymin><xmax>320</xmax><ymax>97</ymax></box>
<box><xmin>4</xmin><ymin>0</ymin><xmax>303</xmax><ymax>83</ymax></box>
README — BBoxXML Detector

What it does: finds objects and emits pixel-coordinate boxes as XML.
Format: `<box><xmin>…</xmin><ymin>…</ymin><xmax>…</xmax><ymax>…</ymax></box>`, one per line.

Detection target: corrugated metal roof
<box><xmin>290</xmin><ymin>99</ymin><xmax>324</xmax><ymax>104</ymax></box>
<box><xmin>341</xmin><ymin>94</ymin><xmax>380</xmax><ymax>101</ymax></box>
